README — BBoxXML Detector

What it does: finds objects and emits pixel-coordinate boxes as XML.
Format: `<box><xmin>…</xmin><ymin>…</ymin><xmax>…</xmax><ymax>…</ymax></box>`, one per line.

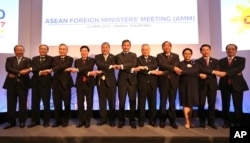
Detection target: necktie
<box><xmin>228</xmin><ymin>57</ymin><xmax>233</xmax><ymax>65</ymax></box>
<box><xmin>17</xmin><ymin>57</ymin><xmax>21</xmax><ymax>65</ymax></box>
<box><xmin>104</xmin><ymin>55</ymin><xmax>108</xmax><ymax>61</ymax></box>
<box><xmin>40</xmin><ymin>57</ymin><xmax>45</xmax><ymax>64</ymax></box>
<box><xmin>82</xmin><ymin>59</ymin><xmax>87</xmax><ymax>82</ymax></box>
<box><xmin>228</xmin><ymin>57</ymin><xmax>233</xmax><ymax>84</ymax></box>
<box><xmin>60</xmin><ymin>57</ymin><xmax>64</xmax><ymax>61</ymax></box>
<box><xmin>145</xmin><ymin>57</ymin><xmax>148</xmax><ymax>63</ymax></box>
<box><xmin>206</xmin><ymin>58</ymin><xmax>209</xmax><ymax>66</ymax></box>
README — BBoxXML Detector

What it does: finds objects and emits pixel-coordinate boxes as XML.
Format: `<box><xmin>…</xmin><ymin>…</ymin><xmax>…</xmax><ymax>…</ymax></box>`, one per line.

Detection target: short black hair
<box><xmin>122</xmin><ymin>39</ymin><xmax>131</xmax><ymax>46</ymax></box>
<box><xmin>80</xmin><ymin>45</ymin><xmax>90</xmax><ymax>52</ymax></box>
<box><xmin>182</xmin><ymin>48</ymin><xmax>193</xmax><ymax>55</ymax></box>
<box><xmin>161</xmin><ymin>41</ymin><xmax>172</xmax><ymax>48</ymax></box>
<box><xmin>200</xmin><ymin>44</ymin><xmax>211</xmax><ymax>52</ymax></box>
<box><xmin>226</xmin><ymin>43</ymin><xmax>238</xmax><ymax>50</ymax></box>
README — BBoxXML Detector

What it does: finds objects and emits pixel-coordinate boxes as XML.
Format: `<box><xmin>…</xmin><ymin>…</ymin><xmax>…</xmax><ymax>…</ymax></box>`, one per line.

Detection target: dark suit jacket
<box><xmin>137</xmin><ymin>55</ymin><xmax>158</xmax><ymax>90</ymax></box>
<box><xmin>30</xmin><ymin>55</ymin><xmax>53</xmax><ymax>88</ymax></box>
<box><xmin>3</xmin><ymin>56</ymin><xmax>31</xmax><ymax>89</ymax></box>
<box><xmin>51</xmin><ymin>56</ymin><xmax>74</xmax><ymax>89</ymax></box>
<box><xmin>196</xmin><ymin>57</ymin><xmax>219</xmax><ymax>90</ymax></box>
<box><xmin>219</xmin><ymin>56</ymin><xmax>248</xmax><ymax>92</ymax></box>
<box><xmin>157</xmin><ymin>52</ymin><xmax>180</xmax><ymax>89</ymax></box>
<box><xmin>95</xmin><ymin>54</ymin><xmax>116</xmax><ymax>87</ymax></box>
<box><xmin>74</xmin><ymin>57</ymin><xmax>95</xmax><ymax>88</ymax></box>
<box><xmin>116</xmin><ymin>52</ymin><xmax>137</xmax><ymax>86</ymax></box>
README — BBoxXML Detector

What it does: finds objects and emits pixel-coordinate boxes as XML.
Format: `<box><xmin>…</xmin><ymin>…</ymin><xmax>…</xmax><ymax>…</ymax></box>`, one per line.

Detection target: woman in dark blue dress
<box><xmin>179</xmin><ymin>48</ymin><xmax>206</xmax><ymax>129</ymax></box>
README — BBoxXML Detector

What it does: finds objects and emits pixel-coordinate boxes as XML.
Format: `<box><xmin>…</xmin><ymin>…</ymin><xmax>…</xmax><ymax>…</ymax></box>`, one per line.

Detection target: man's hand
<box><xmin>174</xmin><ymin>67</ymin><xmax>182</xmax><ymax>75</ymax></box>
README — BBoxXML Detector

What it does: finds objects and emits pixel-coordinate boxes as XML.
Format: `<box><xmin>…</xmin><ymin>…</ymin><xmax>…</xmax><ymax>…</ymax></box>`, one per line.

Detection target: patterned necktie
<box><xmin>82</xmin><ymin>59</ymin><xmax>87</xmax><ymax>82</ymax></box>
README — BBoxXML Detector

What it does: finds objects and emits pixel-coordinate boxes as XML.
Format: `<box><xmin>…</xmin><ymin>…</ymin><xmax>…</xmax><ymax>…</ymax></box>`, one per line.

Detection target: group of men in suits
<box><xmin>3</xmin><ymin>41</ymin><xmax>248</xmax><ymax>129</ymax></box>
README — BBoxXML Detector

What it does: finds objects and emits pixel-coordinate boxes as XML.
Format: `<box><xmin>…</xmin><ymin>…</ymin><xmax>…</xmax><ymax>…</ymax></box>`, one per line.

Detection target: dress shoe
<box><xmin>3</xmin><ymin>123</ymin><xmax>16</xmax><ymax>129</ymax></box>
<box><xmin>159</xmin><ymin>121</ymin><xmax>165</xmax><ymax>128</ymax></box>
<box><xmin>85</xmin><ymin>122</ymin><xmax>90</xmax><ymax>128</ymax></box>
<box><xmin>200</xmin><ymin>122</ymin><xmax>206</xmax><ymax>128</ymax></box>
<box><xmin>52</xmin><ymin>122</ymin><xmax>61</xmax><ymax>128</ymax></box>
<box><xmin>138</xmin><ymin>122</ymin><xmax>144</xmax><ymax>127</ymax></box>
<box><xmin>222</xmin><ymin>123</ymin><xmax>230</xmax><ymax>128</ymax></box>
<box><xmin>130</xmin><ymin>121</ymin><xmax>137</xmax><ymax>129</ymax></box>
<box><xmin>43</xmin><ymin>123</ymin><xmax>50</xmax><ymax>128</ymax></box>
<box><xmin>109</xmin><ymin>121</ymin><xmax>116</xmax><ymax>127</ymax></box>
<box><xmin>208</xmin><ymin>123</ymin><xmax>217</xmax><ymax>129</ymax></box>
<box><xmin>76</xmin><ymin>122</ymin><xmax>84</xmax><ymax>128</ymax></box>
<box><xmin>62</xmin><ymin>122</ymin><xmax>68</xmax><ymax>127</ymax></box>
<box><xmin>149</xmin><ymin>121</ymin><xmax>158</xmax><ymax>127</ymax></box>
<box><xmin>97</xmin><ymin>121</ymin><xmax>107</xmax><ymax>126</ymax></box>
<box><xmin>170</xmin><ymin>122</ymin><xmax>178</xmax><ymax>129</ymax></box>
<box><xmin>20</xmin><ymin>123</ymin><xmax>25</xmax><ymax>128</ymax></box>
<box><xmin>117</xmin><ymin>121</ymin><xmax>124</xmax><ymax>128</ymax></box>
<box><xmin>28</xmin><ymin>122</ymin><xmax>40</xmax><ymax>128</ymax></box>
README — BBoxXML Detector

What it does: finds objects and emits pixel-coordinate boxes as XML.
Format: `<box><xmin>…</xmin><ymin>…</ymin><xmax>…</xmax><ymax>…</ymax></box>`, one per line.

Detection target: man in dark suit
<box><xmin>27</xmin><ymin>44</ymin><xmax>53</xmax><ymax>128</ymax></box>
<box><xmin>3</xmin><ymin>45</ymin><xmax>31</xmax><ymax>129</ymax></box>
<box><xmin>196</xmin><ymin>44</ymin><xmax>220</xmax><ymax>129</ymax></box>
<box><xmin>95</xmin><ymin>42</ymin><xmax>117</xmax><ymax>127</ymax></box>
<box><xmin>50</xmin><ymin>43</ymin><xmax>74</xmax><ymax>128</ymax></box>
<box><xmin>157</xmin><ymin>41</ymin><xmax>181</xmax><ymax>129</ymax></box>
<box><xmin>219</xmin><ymin>43</ymin><xmax>248</xmax><ymax>128</ymax></box>
<box><xmin>66</xmin><ymin>45</ymin><xmax>97</xmax><ymax>128</ymax></box>
<box><xmin>134</xmin><ymin>44</ymin><xmax>158</xmax><ymax>127</ymax></box>
<box><xmin>115</xmin><ymin>39</ymin><xmax>137</xmax><ymax>128</ymax></box>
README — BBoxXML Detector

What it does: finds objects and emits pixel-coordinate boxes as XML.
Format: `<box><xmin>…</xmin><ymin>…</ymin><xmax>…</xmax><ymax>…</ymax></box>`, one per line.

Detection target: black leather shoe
<box><xmin>149</xmin><ymin>121</ymin><xmax>158</xmax><ymax>127</ymax></box>
<box><xmin>171</xmin><ymin>122</ymin><xmax>178</xmax><ymax>129</ymax></box>
<box><xmin>85</xmin><ymin>122</ymin><xmax>90</xmax><ymax>128</ymax></box>
<box><xmin>28</xmin><ymin>122</ymin><xmax>40</xmax><ymax>128</ymax></box>
<box><xmin>138</xmin><ymin>122</ymin><xmax>144</xmax><ymax>127</ymax></box>
<box><xmin>208</xmin><ymin>123</ymin><xmax>217</xmax><ymax>129</ymax></box>
<box><xmin>118</xmin><ymin>121</ymin><xmax>124</xmax><ymax>128</ymax></box>
<box><xmin>62</xmin><ymin>121</ymin><xmax>68</xmax><ymax>127</ymax></box>
<box><xmin>200</xmin><ymin>122</ymin><xmax>206</xmax><ymax>128</ymax></box>
<box><xmin>223</xmin><ymin>123</ymin><xmax>230</xmax><ymax>128</ymax></box>
<box><xmin>159</xmin><ymin>121</ymin><xmax>165</xmax><ymax>128</ymax></box>
<box><xmin>52</xmin><ymin>122</ymin><xmax>61</xmax><ymax>128</ymax></box>
<box><xmin>234</xmin><ymin>122</ymin><xmax>240</xmax><ymax>127</ymax></box>
<box><xmin>130</xmin><ymin>121</ymin><xmax>137</xmax><ymax>129</ymax></box>
<box><xmin>3</xmin><ymin>123</ymin><xmax>16</xmax><ymax>129</ymax></box>
<box><xmin>20</xmin><ymin>123</ymin><xmax>25</xmax><ymax>128</ymax></box>
<box><xmin>109</xmin><ymin>121</ymin><xmax>115</xmax><ymax>127</ymax></box>
<box><xmin>76</xmin><ymin>122</ymin><xmax>84</xmax><ymax>128</ymax></box>
<box><xmin>97</xmin><ymin>121</ymin><xmax>107</xmax><ymax>126</ymax></box>
<box><xmin>43</xmin><ymin>123</ymin><xmax>50</xmax><ymax>128</ymax></box>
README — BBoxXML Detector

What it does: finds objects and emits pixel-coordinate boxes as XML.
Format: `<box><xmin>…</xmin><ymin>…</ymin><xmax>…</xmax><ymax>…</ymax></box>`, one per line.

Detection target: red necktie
<box><xmin>82</xmin><ymin>59</ymin><xmax>87</xmax><ymax>82</ymax></box>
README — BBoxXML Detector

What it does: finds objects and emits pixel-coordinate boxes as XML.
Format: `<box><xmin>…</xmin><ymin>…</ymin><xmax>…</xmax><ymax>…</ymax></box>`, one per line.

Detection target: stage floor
<box><xmin>0</xmin><ymin>118</ymin><xmax>229</xmax><ymax>143</ymax></box>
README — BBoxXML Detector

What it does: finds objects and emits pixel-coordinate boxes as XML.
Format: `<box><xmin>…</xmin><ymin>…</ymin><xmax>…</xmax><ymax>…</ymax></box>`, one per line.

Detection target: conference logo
<box><xmin>230</xmin><ymin>0</ymin><xmax>250</xmax><ymax>34</ymax></box>
<box><xmin>0</xmin><ymin>9</ymin><xmax>5</xmax><ymax>35</ymax></box>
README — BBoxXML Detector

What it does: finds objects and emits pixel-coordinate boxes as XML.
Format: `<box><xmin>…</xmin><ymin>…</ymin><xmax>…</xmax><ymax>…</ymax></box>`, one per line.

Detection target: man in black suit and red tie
<box><xmin>66</xmin><ymin>45</ymin><xmax>98</xmax><ymax>128</ymax></box>
<box><xmin>134</xmin><ymin>44</ymin><xmax>158</xmax><ymax>127</ymax></box>
<box><xmin>50</xmin><ymin>43</ymin><xmax>74</xmax><ymax>128</ymax></box>
<box><xmin>196</xmin><ymin>44</ymin><xmax>220</xmax><ymax>129</ymax></box>
<box><xmin>218</xmin><ymin>43</ymin><xmax>248</xmax><ymax>128</ymax></box>
<box><xmin>115</xmin><ymin>39</ymin><xmax>137</xmax><ymax>128</ymax></box>
<box><xmin>157</xmin><ymin>41</ymin><xmax>181</xmax><ymax>129</ymax></box>
<box><xmin>27</xmin><ymin>44</ymin><xmax>53</xmax><ymax>128</ymax></box>
<box><xmin>3</xmin><ymin>45</ymin><xmax>31</xmax><ymax>129</ymax></box>
<box><xmin>95</xmin><ymin>42</ymin><xmax>117</xmax><ymax>127</ymax></box>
